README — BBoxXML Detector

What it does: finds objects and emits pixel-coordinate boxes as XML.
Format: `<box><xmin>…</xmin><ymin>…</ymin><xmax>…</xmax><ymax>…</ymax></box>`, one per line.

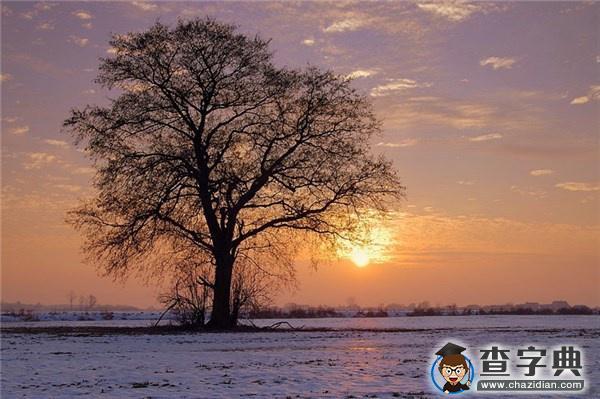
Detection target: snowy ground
<box><xmin>0</xmin><ymin>311</ymin><xmax>174</xmax><ymax>327</ymax></box>
<box><xmin>2</xmin><ymin>316</ymin><xmax>598</xmax><ymax>398</ymax></box>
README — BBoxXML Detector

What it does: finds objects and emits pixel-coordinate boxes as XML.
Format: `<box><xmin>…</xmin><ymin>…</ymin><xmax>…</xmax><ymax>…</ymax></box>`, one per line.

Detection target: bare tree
<box><xmin>230</xmin><ymin>252</ymin><xmax>292</xmax><ymax>324</ymax></box>
<box><xmin>158</xmin><ymin>243</ymin><xmax>292</xmax><ymax>328</ymax></box>
<box><xmin>64</xmin><ymin>18</ymin><xmax>403</xmax><ymax>329</ymax></box>
<box><xmin>158</xmin><ymin>254</ymin><xmax>213</xmax><ymax>328</ymax></box>
<box><xmin>67</xmin><ymin>290</ymin><xmax>76</xmax><ymax>310</ymax></box>
<box><xmin>88</xmin><ymin>294</ymin><xmax>97</xmax><ymax>310</ymax></box>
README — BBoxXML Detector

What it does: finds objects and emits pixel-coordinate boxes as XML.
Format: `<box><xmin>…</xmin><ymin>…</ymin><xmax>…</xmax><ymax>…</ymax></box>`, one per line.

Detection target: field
<box><xmin>2</xmin><ymin>316</ymin><xmax>598</xmax><ymax>398</ymax></box>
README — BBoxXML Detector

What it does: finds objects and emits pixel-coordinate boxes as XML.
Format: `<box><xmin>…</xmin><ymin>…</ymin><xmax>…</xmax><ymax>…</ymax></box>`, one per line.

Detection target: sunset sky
<box><xmin>2</xmin><ymin>1</ymin><xmax>599</xmax><ymax>308</ymax></box>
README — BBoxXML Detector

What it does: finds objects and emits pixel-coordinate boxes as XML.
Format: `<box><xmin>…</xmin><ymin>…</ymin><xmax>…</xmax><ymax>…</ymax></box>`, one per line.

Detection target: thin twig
<box><xmin>154</xmin><ymin>302</ymin><xmax>177</xmax><ymax>327</ymax></box>
<box><xmin>266</xmin><ymin>321</ymin><xmax>304</xmax><ymax>330</ymax></box>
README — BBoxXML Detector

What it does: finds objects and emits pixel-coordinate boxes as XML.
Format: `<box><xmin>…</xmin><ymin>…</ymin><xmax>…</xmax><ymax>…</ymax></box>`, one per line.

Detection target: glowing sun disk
<box><xmin>335</xmin><ymin>217</ymin><xmax>394</xmax><ymax>267</ymax></box>
<box><xmin>350</xmin><ymin>247</ymin><xmax>370</xmax><ymax>267</ymax></box>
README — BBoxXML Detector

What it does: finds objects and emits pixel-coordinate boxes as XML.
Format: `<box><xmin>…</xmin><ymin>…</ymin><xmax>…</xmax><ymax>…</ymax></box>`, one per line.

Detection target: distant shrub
<box><xmin>21</xmin><ymin>309</ymin><xmax>39</xmax><ymax>322</ymax></box>
<box><xmin>406</xmin><ymin>308</ymin><xmax>442</xmax><ymax>317</ymax></box>
<box><xmin>101</xmin><ymin>311</ymin><xmax>114</xmax><ymax>320</ymax></box>
<box><xmin>77</xmin><ymin>312</ymin><xmax>94</xmax><ymax>321</ymax></box>
<box><xmin>354</xmin><ymin>309</ymin><xmax>389</xmax><ymax>318</ymax></box>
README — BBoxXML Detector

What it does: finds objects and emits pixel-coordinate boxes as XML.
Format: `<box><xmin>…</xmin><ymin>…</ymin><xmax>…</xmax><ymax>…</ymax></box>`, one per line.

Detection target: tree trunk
<box><xmin>207</xmin><ymin>252</ymin><xmax>235</xmax><ymax>329</ymax></box>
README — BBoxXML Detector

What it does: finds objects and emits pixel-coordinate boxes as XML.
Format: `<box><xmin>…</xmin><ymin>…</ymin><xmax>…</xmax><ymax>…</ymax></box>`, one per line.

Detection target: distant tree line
<box><xmin>407</xmin><ymin>305</ymin><xmax>595</xmax><ymax>316</ymax></box>
<box><xmin>245</xmin><ymin>306</ymin><xmax>390</xmax><ymax>319</ymax></box>
<box><xmin>247</xmin><ymin>306</ymin><xmax>342</xmax><ymax>319</ymax></box>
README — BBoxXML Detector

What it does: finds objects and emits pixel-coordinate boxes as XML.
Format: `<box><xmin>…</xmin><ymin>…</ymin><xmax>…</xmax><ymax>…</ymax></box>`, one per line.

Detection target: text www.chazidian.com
<box><xmin>477</xmin><ymin>379</ymin><xmax>584</xmax><ymax>392</ymax></box>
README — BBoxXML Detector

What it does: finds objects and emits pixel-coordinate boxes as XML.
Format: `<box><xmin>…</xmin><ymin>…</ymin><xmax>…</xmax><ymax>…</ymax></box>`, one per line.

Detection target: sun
<box><xmin>350</xmin><ymin>246</ymin><xmax>370</xmax><ymax>267</ymax></box>
<box><xmin>335</xmin><ymin>214</ymin><xmax>395</xmax><ymax>268</ymax></box>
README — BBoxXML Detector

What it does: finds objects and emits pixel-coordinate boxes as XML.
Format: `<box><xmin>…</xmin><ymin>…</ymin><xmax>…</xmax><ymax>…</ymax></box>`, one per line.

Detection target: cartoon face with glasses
<box><xmin>436</xmin><ymin>342</ymin><xmax>471</xmax><ymax>393</ymax></box>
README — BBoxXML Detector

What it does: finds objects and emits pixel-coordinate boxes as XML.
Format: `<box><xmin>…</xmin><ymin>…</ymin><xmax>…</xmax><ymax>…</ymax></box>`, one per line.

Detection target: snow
<box><xmin>1</xmin><ymin>311</ymin><xmax>173</xmax><ymax>327</ymax></box>
<box><xmin>2</xmin><ymin>315</ymin><xmax>598</xmax><ymax>398</ymax></box>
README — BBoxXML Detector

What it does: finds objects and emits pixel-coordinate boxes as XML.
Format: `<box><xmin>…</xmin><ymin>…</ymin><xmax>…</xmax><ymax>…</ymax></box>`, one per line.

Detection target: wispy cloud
<box><xmin>510</xmin><ymin>185</ymin><xmax>547</xmax><ymax>199</ymax></box>
<box><xmin>393</xmin><ymin>211</ymin><xmax>599</xmax><ymax>262</ymax></box>
<box><xmin>555</xmin><ymin>182</ymin><xmax>600</xmax><ymax>192</ymax></box>
<box><xmin>500</xmin><ymin>143</ymin><xmax>595</xmax><ymax>160</ymax></box>
<box><xmin>376</xmin><ymin>138</ymin><xmax>418</xmax><ymax>148</ymax></box>
<box><xmin>70</xmin><ymin>166</ymin><xmax>95</xmax><ymax>176</ymax></box>
<box><xmin>570</xmin><ymin>96</ymin><xmax>589</xmax><ymax>105</ymax></box>
<box><xmin>457</xmin><ymin>180</ymin><xmax>475</xmax><ymax>185</ymax></box>
<box><xmin>0</xmin><ymin>73</ymin><xmax>12</xmax><ymax>83</ymax></box>
<box><xmin>530</xmin><ymin>169</ymin><xmax>554</xmax><ymax>176</ymax></box>
<box><xmin>8</xmin><ymin>53</ymin><xmax>66</xmax><ymax>77</ymax></box>
<box><xmin>72</xmin><ymin>10</ymin><xmax>93</xmax><ymax>20</ymax></box>
<box><xmin>68</xmin><ymin>36</ymin><xmax>89</xmax><ymax>47</ymax></box>
<box><xmin>468</xmin><ymin>133</ymin><xmax>503</xmax><ymax>142</ymax></box>
<box><xmin>2</xmin><ymin>116</ymin><xmax>20</xmax><ymax>123</ymax></box>
<box><xmin>131</xmin><ymin>1</ymin><xmax>159</xmax><ymax>12</ymax></box>
<box><xmin>2</xmin><ymin>5</ymin><xmax>13</xmax><ymax>17</ymax></box>
<box><xmin>324</xmin><ymin>18</ymin><xmax>366</xmax><ymax>33</ymax></box>
<box><xmin>24</xmin><ymin>152</ymin><xmax>58</xmax><ymax>169</ymax></box>
<box><xmin>371</xmin><ymin>78</ymin><xmax>432</xmax><ymax>97</ymax></box>
<box><xmin>480</xmin><ymin>57</ymin><xmax>516</xmax><ymax>70</ymax></box>
<box><xmin>21</xmin><ymin>10</ymin><xmax>36</xmax><ymax>20</ymax></box>
<box><xmin>386</xmin><ymin>94</ymin><xmax>543</xmax><ymax>132</ymax></box>
<box><xmin>35</xmin><ymin>2</ymin><xmax>57</xmax><ymax>12</ymax></box>
<box><xmin>347</xmin><ymin>69</ymin><xmax>377</xmax><ymax>79</ymax></box>
<box><xmin>54</xmin><ymin>184</ymin><xmax>82</xmax><ymax>193</ymax></box>
<box><xmin>570</xmin><ymin>85</ymin><xmax>600</xmax><ymax>105</ymax></box>
<box><xmin>36</xmin><ymin>21</ymin><xmax>55</xmax><ymax>30</ymax></box>
<box><xmin>19</xmin><ymin>2</ymin><xmax>57</xmax><ymax>20</ymax></box>
<box><xmin>44</xmin><ymin>139</ymin><xmax>69</xmax><ymax>148</ymax></box>
<box><xmin>10</xmin><ymin>125</ymin><xmax>29</xmax><ymax>135</ymax></box>
<box><xmin>417</xmin><ymin>1</ymin><xmax>496</xmax><ymax>22</ymax></box>
<box><xmin>302</xmin><ymin>39</ymin><xmax>315</xmax><ymax>46</ymax></box>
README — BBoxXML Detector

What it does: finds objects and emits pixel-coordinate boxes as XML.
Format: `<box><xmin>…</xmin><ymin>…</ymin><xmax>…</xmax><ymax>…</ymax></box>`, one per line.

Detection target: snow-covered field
<box><xmin>0</xmin><ymin>310</ymin><xmax>174</xmax><ymax>328</ymax></box>
<box><xmin>2</xmin><ymin>315</ymin><xmax>598</xmax><ymax>398</ymax></box>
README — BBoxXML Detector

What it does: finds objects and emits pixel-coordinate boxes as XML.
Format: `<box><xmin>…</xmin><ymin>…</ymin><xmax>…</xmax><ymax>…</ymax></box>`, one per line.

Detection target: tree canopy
<box><xmin>65</xmin><ymin>18</ymin><xmax>403</xmax><ymax>328</ymax></box>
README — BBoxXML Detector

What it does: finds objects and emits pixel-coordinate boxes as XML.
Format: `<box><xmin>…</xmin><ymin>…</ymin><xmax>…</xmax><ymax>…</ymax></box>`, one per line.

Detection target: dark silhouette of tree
<box><xmin>158</xmin><ymin>257</ymin><xmax>213</xmax><ymax>328</ymax></box>
<box><xmin>67</xmin><ymin>290</ymin><xmax>76</xmax><ymax>310</ymax></box>
<box><xmin>64</xmin><ymin>19</ymin><xmax>403</xmax><ymax>329</ymax></box>
<box><xmin>87</xmin><ymin>294</ymin><xmax>97</xmax><ymax>310</ymax></box>
<box><xmin>158</xmin><ymin>251</ymin><xmax>286</xmax><ymax>328</ymax></box>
